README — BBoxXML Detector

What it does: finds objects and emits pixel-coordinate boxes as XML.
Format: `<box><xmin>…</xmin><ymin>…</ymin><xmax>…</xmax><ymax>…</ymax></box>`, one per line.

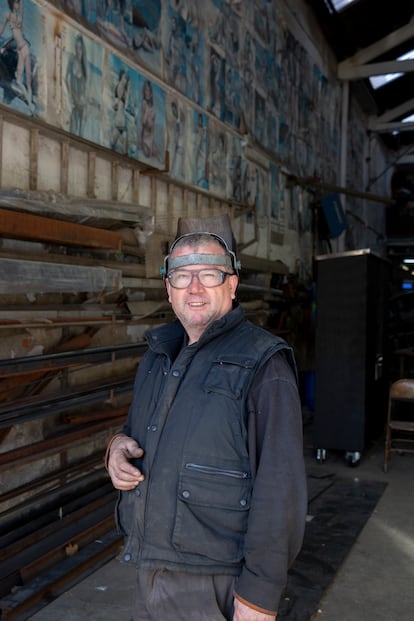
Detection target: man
<box><xmin>106</xmin><ymin>215</ymin><xmax>307</xmax><ymax>621</ymax></box>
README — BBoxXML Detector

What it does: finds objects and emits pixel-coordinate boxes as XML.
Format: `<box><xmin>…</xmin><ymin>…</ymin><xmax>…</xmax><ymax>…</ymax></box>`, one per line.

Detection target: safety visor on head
<box><xmin>160</xmin><ymin>232</ymin><xmax>240</xmax><ymax>278</ymax></box>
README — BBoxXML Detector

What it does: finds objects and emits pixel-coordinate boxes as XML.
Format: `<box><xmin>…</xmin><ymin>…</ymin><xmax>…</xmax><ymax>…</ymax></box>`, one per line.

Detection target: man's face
<box><xmin>165</xmin><ymin>239</ymin><xmax>238</xmax><ymax>344</ymax></box>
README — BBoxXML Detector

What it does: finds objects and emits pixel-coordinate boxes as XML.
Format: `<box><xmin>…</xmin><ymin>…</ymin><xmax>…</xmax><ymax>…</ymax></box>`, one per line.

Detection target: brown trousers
<box><xmin>133</xmin><ymin>568</ymin><xmax>236</xmax><ymax>621</ymax></box>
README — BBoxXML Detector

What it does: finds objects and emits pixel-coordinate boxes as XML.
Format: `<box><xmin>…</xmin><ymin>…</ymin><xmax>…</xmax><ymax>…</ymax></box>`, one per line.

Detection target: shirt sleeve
<box><xmin>234</xmin><ymin>349</ymin><xmax>308</xmax><ymax>612</ymax></box>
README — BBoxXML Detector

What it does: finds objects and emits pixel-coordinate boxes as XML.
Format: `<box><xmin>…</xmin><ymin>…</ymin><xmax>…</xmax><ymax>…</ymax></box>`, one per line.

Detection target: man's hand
<box><xmin>107</xmin><ymin>434</ymin><xmax>145</xmax><ymax>491</ymax></box>
<box><xmin>233</xmin><ymin>598</ymin><xmax>276</xmax><ymax>621</ymax></box>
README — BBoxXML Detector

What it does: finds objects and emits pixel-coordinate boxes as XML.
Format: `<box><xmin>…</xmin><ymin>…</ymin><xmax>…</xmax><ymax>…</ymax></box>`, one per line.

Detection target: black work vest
<box><xmin>117</xmin><ymin>304</ymin><xmax>296</xmax><ymax>573</ymax></box>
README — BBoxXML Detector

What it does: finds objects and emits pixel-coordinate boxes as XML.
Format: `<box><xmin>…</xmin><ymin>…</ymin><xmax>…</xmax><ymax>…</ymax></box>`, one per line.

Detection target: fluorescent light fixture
<box><xmin>370</xmin><ymin>49</ymin><xmax>414</xmax><ymax>90</ymax></box>
<box><xmin>403</xmin><ymin>258</ymin><xmax>414</xmax><ymax>264</ymax></box>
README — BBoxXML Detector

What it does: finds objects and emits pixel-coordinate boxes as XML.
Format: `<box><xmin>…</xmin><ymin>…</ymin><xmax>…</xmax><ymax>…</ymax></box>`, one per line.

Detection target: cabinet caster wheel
<box><xmin>344</xmin><ymin>451</ymin><xmax>361</xmax><ymax>467</ymax></box>
<box><xmin>316</xmin><ymin>448</ymin><xmax>326</xmax><ymax>463</ymax></box>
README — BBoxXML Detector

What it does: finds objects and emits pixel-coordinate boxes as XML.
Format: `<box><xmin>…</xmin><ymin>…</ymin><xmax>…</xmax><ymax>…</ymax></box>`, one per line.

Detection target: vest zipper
<box><xmin>185</xmin><ymin>463</ymin><xmax>250</xmax><ymax>479</ymax></box>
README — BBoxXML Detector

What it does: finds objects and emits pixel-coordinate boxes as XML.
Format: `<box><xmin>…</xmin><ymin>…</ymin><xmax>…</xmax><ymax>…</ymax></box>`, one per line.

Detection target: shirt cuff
<box><xmin>233</xmin><ymin>592</ymin><xmax>276</xmax><ymax>616</ymax></box>
<box><xmin>104</xmin><ymin>433</ymin><xmax>128</xmax><ymax>470</ymax></box>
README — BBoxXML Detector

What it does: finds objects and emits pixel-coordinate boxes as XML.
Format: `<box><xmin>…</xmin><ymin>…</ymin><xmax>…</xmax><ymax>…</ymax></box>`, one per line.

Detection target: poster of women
<box><xmin>0</xmin><ymin>0</ymin><xmax>43</xmax><ymax>116</ymax></box>
<box><xmin>62</xmin><ymin>24</ymin><xmax>103</xmax><ymax>144</ymax></box>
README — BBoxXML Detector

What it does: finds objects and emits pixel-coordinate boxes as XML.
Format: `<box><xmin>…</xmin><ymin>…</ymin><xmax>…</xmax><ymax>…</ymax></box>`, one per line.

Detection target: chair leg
<box><xmin>384</xmin><ymin>398</ymin><xmax>392</xmax><ymax>473</ymax></box>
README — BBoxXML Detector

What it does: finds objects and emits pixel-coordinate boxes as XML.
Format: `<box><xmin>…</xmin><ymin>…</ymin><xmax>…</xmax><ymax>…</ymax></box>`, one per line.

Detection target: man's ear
<box><xmin>230</xmin><ymin>274</ymin><xmax>239</xmax><ymax>299</ymax></box>
<box><xmin>165</xmin><ymin>281</ymin><xmax>172</xmax><ymax>303</ymax></box>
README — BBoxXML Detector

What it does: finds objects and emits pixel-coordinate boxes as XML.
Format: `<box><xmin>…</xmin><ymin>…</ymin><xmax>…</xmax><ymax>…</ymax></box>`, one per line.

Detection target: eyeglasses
<box><xmin>167</xmin><ymin>268</ymin><xmax>232</xmax><ymax>289</ymax></box>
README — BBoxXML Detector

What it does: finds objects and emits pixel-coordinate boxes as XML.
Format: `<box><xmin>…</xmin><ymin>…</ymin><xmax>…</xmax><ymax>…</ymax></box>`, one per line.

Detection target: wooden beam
<box><xmin>29</xmin><ymin>128</ymin><xmax>39</xmax><ymax>191</ymax></box>
<box><xmin>0</xmin><ymin>207</ymin><xmax>123</xmax><ymax>250</ymax></box>
<box><xmin>0</xmin><ymin>247</ymin><xmax>145</xmax><ymax>277</ymax></box>
<box><xmin>87</xmin><ymin>151</ymin><xmax>96</xmax><ymax>198</ymax></box>
<box><xmin>61</xmin><ymin>141</ymin><xmax>69</xmax><ymax>195</ymax></box>
<box><xmin>0</xmin><ymin>258</ymin><xmax>122</xmax><ymax>294</ymax></box>
<box><xmin>0</xmin><ymin>115</ymin><xmax>3</xmax><ymax>188</ymax></box>
<box><xmin>111</xmin><ymin>161</ymin><xmax>119</xmax><ymax>201</ymax></box>
<box><xmin>132</xmin><ymin>168</ymin><xmax>140</xmax><ymax>203</ymax></box>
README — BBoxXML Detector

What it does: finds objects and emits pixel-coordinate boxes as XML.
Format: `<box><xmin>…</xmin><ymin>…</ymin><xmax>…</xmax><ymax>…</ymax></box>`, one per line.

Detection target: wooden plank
<box><xmin>122</xmin><ymin>276</ymin><xmax>163</xmax><ymax>289</ymax></box>
<box><xmin>61</xmin><ymin>141</ymin><xmax>69</xmax><ymax>194</ymax></box>
<box><xmin>239</xmin><ymin>253</ymin><xmax>289</xmax><ymax>275</ymax></box>
<box><xmin>0</xmin><ymin>115</ymin><xmax>3</xmax><ymax>187</ymax></box>
<box><xmin>0</xmin><ymin>207</ymin><xmax>123</xmax><ymax>250</ymax></box>
<box><xmin>0</xmin><ymin>247</ymin><xmax>145</xmax><ymax>277</ymax></box>
<box><xmin>87</xmin><ymin>152</ymin><xmax>96</xmax><ymax>198</ymax></box>
<box><xmin>132</xmin><ymin>168</ymin><xmax>140</xmax><ymax>203</ymax></box>
<box><xmin>0</xmin><ymin>191</ymin><xmax>153</xmax><ymax>225</ymax></box>
<box><xmin>0</xmin><ymin>258</ymin><xmax>122</xmax><ymax>294</ymax></box>
<box><xmin>111</xmin><ymin>161</ymin><xmax>119</xmax><ymax>201</ymax></box>
<box><xmin>29</xmin><ymin>129</ymin><xmax>39</xmax><ymax>191</ymax></box>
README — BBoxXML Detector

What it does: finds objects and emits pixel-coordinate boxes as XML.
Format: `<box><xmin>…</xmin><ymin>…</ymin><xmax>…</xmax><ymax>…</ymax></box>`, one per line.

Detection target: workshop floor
<box><xmin>28</xmin><ymin>420</ymin><xmax>414</xmax><ymax>621</ymax></box>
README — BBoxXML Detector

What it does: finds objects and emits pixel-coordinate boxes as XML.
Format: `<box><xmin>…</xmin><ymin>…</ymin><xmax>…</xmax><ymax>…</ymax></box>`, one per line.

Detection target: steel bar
<box><xmin>0</xmin><ymin>453</ymin><xmax>104</xmax><ymax>507</ymax></box>
<box><xmin>0</xmin><ymin>492</ymin><xmax>116</xmax><ymax>580</ymax></box>
<box><xmin>0</xmin><ymin>378</ymin><xmax>134</xmax><ymax>429</ymax></box>
<box><xmin>0</xmin><ymin>470</ymin><xmax>111</xmax><ymax>543</ymax></box>
<box><xmin>0</xmin><ymin>342</ymin><xmax>146</xmax><ymax>377</ymax></box>
<box><xmin>0</xmin><ymin>415</ymin><xmax>124</xmax><ymax>468</ymax></box>
<box><xmin>0</xmin><ymin>528</ymin><xmax>121</xmax><ymax>621</ymax></box>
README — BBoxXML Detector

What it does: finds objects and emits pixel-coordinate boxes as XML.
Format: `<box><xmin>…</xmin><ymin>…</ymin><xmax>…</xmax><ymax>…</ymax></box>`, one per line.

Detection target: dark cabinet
<box><xmin>313</xmin><ymin>250</ymin><xmax>390</xmax><ymax>457</ymax></box>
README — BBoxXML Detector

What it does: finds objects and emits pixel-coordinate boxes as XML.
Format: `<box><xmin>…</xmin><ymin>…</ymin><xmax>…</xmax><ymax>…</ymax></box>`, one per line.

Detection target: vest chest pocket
<box><xmin>204</xmin><ymin>356</ymin><xmax>256</xmax><ymax>400</ymax></box>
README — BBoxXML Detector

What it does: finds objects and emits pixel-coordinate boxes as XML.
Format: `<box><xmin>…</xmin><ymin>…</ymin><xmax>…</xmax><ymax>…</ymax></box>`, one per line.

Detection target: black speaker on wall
<box><xmin>313</xmin><ymin>250</ymin><xmax>391</xmax><ymax>455</ymax></box>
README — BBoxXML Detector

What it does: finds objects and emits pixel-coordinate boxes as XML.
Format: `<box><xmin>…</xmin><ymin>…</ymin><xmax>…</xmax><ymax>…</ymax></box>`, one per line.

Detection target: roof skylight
<box><xmin>369</xmin><ymin>49</ymin><xmax>414</xmax><ymax>90</ymax></box>
<box><xmin>329</xmin><ymin>0</ymin><xmax>359</xmax><ymax>12</ymax></box>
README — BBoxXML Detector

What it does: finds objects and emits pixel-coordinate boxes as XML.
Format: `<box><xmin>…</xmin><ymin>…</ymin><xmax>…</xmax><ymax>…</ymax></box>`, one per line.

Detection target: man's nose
<box><xmin>187</xmin><ymin>273</ymin><xmax>204</xmax><ymax>290</ymax></box>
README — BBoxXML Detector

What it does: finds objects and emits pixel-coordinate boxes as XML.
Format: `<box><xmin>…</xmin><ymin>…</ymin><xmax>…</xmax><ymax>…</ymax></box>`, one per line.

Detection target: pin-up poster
<box><xmin>163</xmin><ymin>2</ymin><xmax>206</xmax><ymax>104</ymax></box>
<box><xmin>185</xmin><ymin>21</ymin><xmax>205</xmax><ymax>107</ymax></box>
<box><xmin>136</xmin><ymin>74</ymin><xmax>166</xmax><ymax>167</ymax></box>
<box><xmin>227</xmin><ymin>134</ymin><xmax>242</xmax><ymax>202</ymax></box>
<box><xmin>0</xmin><ymin>0</ymin><xmax>44</xmax><ymax>116</ymax></box>
<box><xmin>61</xmin><ymin>1</ymin><xmax>162</xmax><ymax>76</ymax></box>
<box><xmin>128</xmin><ymin>1</ymin><xmax>162</xmax><ymax>74</ymax></box>
<box><xmin>104</xmin><ymin>54</ymin><xmax>139</xmax><ymax>158</ymax></box>
<box><xmin>208</xmin><ymin>121</ymin><xmax>227</xmax><ymax>195</ymax></box>
<box><xmin>103</xmin><ymin>54</ymin><xmax>166</xmax><ymax>167</ymax></box>
<box><xmin>62</xmin><ymin>25</ymin><xmax>103</xmax><ymax>144</ymax></box>
<box><xmin>191</xmin><ymin>109</ymin><xmax>209</xmax><ymax>190</ymax></box>
<box><xmin>166</xmin><ymin>93</ymin><xmax>188</xmax><ymax>182</ymax></box>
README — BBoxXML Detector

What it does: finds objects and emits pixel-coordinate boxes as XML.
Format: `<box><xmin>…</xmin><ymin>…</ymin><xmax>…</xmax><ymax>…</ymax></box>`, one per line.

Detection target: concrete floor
<box><xmin>28</xmin><ymin>429</ymin><xmax>414</xmax><ymax>621</ymax></box>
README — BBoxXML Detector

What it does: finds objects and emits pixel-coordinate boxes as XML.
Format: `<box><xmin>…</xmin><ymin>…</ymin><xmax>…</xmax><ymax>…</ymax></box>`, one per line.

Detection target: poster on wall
<box><xmin>166</xmin><ymin>93</ymin><xmax>187</xmax><ymax>182</ymax></box>
<box><xmin>128</xmin><ymin>1</ymin><xmax>162</xmax><ymax>74</ymax></box>
<box><xmin>103</xmin><ymin>53</ymin><xmax>166</xmax><ymax>167</ymax></box>
<box><xmin>184</xmin><ymin>21</ymin><xmax>204</xmax><ymax>107</ymax></box>
<box><xmin>208</xmin><ymin>47</ymin><xmax>224</xmax><ymax>121</ymax></box>
<box><xmin>0</xmin><ymin>0</ymin><xmax>43</xmax><ymax>116</ymax></box>
<box><xmin>241</xmin><ymin>160</ymin><xmax>258</xmax><ymax>210</ymax></box>
<box><xmin>190</xmin><ymin>109</ymin><xmax>209</xmax><ymax>189</ymax></box>
<box><xmin>164</xmin><ymin>6</ymin><xmax>187</xmax><ymax>94</ymax></box>
<box><xmin>255</xmin><ymin>165</ymin><xmax>269</xmax><ymax>228</ymax></box>
<box><xmin>224</xmin><ymin>62</ymin><xmax>240</xmax><ymax>129</ymax></box>
<box><xmin>95</xmin><ymin>1</ymin><xmax>135</xmax><ymax>48</ymax></box>
<box><xmin>61</xmin><ymin>1</ymin><xmax>162</xmax><ymax>76</ymax></box>
<box><xmin>270</xmin><ymin>163</ymin><xmax>286</xmax><ymax>243</ymax></box>
<box><xmin>62</xmin><ymin>25</ymin><xmax>103</xmax><ymax>144</ymax></box>
<box><xmin>208</xmin><ymin>120</ymin><xmax>227</xmax><ymax>195</ymax></box>
<box><xmin>136</xmin><ymin>74</ymin><xmax>166</xmax><ymax>166</ymax></box>
<box><xmin>227</xmin><ymin>134</ymin><xmax>242</xmax><ymax>202</ymax></box>
<box><xmin>104</xmin><ymin>53</ymin><xmax>139</xmax><ymax>157</ymax></box>
<box><xmin>163</xmin><ymin>2</ymin><xmax>205</xmax><ymax>104</ymax></box>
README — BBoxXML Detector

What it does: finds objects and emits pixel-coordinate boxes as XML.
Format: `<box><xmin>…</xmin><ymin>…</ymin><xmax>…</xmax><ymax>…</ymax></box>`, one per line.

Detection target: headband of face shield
<box><xmin>160</xmin><ymin>232</ymin><xmax>241</xmax><ymax>278</ymax></box>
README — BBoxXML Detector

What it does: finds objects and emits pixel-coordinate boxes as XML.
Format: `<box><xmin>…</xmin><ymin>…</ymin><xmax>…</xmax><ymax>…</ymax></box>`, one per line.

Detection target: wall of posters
<box><xmin>0</xmin><ymin>0</ymin><xmax>350</xmax><ymax>247</ymax></box>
